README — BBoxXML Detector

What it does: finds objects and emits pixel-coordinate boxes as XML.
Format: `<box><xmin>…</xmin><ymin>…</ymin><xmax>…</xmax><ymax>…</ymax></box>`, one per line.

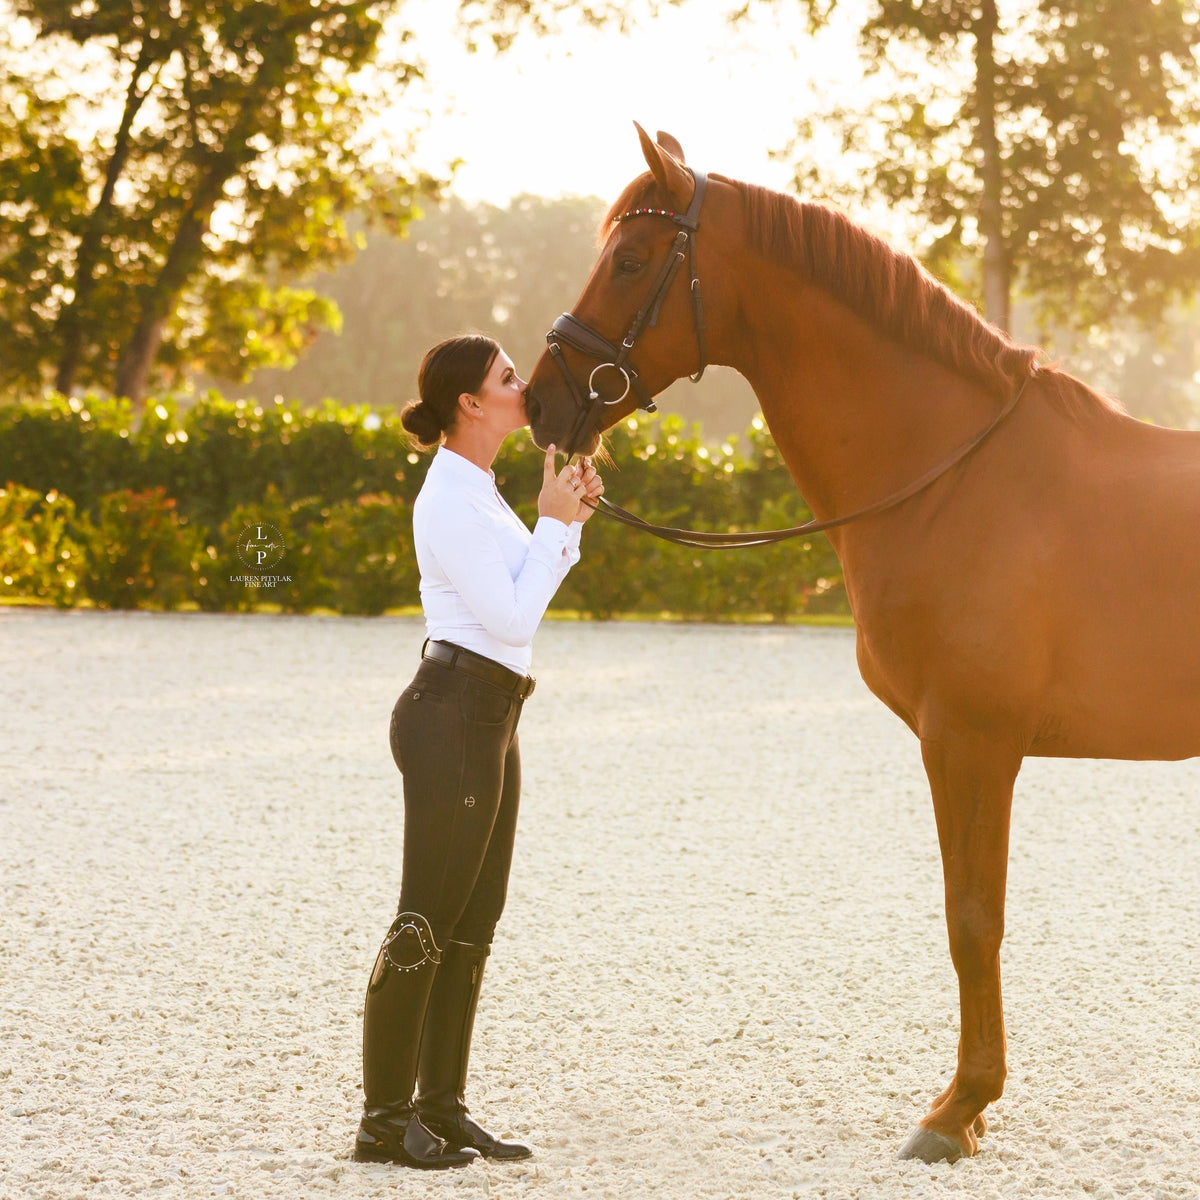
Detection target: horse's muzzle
<box><xmin>524</xmin><ymin>382</ymin><xmax>584</xmax><ymax>452</ymax></box>
<box><xmin>522</xmin><ymin>386</ymin><xmax>542</xmax><ymax>430</ymax></box>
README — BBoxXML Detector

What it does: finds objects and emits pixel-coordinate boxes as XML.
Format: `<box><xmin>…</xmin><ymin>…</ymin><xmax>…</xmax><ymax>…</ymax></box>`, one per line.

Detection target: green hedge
<box><xmin>0</xmin><ymin>391</ymin><xmax>845</xmax><ymax>619</ymax></box>
<box><xmin>0</xmin><ymin>484</ymin><xmax>87</xmax><ymax>607</ymax></box>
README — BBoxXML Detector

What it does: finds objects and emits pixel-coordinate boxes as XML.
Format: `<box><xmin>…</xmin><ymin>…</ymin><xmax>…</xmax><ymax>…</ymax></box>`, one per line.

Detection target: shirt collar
<box><xmin>430</xmin><ymin>446</ymin><xmax>495</xmax><ymax>495</ymax></box>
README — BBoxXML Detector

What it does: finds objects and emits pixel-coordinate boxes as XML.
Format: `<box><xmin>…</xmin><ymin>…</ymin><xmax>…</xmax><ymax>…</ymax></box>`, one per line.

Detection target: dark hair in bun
<box><xmin>401</xmin><ymin>334</ymin><xmax>500</xmax><ymax>449</ymax></box>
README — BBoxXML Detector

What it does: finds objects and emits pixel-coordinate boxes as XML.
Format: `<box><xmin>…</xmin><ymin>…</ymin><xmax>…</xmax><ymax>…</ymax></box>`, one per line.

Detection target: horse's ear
<box><xmin>634</xmin><ymin>121</ymin><xmax>693</xmax><ymax>209</ymax></box>
<box><xmin>655</xmin><ymin>130</ymin><xmax>685</xmax><ymax>164</ymax></box>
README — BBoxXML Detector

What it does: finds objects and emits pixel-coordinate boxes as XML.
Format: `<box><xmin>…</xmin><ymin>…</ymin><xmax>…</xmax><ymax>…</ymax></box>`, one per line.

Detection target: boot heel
<box><xmin>354</xmin><ymin>1110</ymin><xmax>479</xmax><ymax>1168</ymax></box>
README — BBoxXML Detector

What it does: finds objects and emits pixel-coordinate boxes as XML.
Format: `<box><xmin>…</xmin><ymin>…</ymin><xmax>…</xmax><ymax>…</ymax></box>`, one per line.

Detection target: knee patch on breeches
<box><xmin>368</xmin><ymin>911</ymin><xmax>442</xmax><ymax>992</ymax></box>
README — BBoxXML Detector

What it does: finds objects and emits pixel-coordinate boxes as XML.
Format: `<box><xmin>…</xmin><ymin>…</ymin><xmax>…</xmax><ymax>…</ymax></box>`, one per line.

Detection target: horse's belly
<box><xmin>853</xmin><ymin>547</ymin><xmax>1200</xmax><ymax>762</ymax></box>
<box><xmin>1033</xmin><ymin>620</ymin><xmax>1200</xmax><ymax>760</ymax></box>
<box><xmin>1035</xmin><ymin>497</ymin><xmax>1200</xmax><ymax>759</ymax></box>
<box><xmin>1031</xmin><ymin>691</ymin><xmax>1200</xmax><ymax>760</ymax></box>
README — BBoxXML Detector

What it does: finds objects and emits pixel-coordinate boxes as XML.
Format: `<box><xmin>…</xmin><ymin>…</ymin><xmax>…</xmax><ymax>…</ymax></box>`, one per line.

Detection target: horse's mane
<box><xmin>603</xmin><ymin>171</ymin><xmax>1125</xmax><ymax>417</ymax></box>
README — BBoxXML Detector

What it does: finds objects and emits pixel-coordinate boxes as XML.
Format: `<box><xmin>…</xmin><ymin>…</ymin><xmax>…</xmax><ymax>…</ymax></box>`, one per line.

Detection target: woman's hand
<box><xmin>538</xmin><ymin>448</ymin><xmax>605</xmax><ymax>525</ymax></box>
<box><xmin>538</xmin><ymin>445</ymin><xmax>589</xmax><ymax>524</ymax></box>
<box><xmin>573</xmin><ymin>458</ymin><xmax>604</xmax><ymax>523</ymax></box>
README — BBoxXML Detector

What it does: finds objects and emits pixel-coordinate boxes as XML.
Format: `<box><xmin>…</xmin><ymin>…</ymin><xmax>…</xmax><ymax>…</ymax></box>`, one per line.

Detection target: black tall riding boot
<box><xmin>415</xmin><ymin>940</ymin><xmax>532</xmax><ymax>1161</ymax></box>
<box><xmin>354</xmin><ymin>913</ymin><xmax>478</xmax><ymax>1168</ymax></box>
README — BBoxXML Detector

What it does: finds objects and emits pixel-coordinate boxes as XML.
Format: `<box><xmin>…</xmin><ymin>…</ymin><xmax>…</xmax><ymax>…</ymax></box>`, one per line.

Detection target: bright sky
<box><xmin>401</xmin><ymin>0</ymin><xmax>869</xmax><ymax>206</ymax></box>
<box><xmin>4</xmin><ymin>0</ymin><xmax>874</xmax><ymax>212</ymax></box>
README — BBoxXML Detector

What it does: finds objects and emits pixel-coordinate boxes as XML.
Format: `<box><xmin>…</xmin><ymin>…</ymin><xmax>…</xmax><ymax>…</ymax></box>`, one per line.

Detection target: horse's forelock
<box><xmin>598</xmin><ymin>173</ymin><xmax>667</xmax><ymax>246</ymax></box>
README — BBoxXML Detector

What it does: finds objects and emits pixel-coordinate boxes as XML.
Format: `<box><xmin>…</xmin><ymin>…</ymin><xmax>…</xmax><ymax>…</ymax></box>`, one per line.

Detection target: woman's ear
<box><xmin>458</xmin><ymin>391</ymin><xmax>482</xmax><ymax>420</ymax></box>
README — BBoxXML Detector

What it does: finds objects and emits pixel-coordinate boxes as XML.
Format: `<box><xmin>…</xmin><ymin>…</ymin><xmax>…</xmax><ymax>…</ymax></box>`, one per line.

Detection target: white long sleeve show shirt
<box><xmin>412</xmin><ymin>446</ymin><xmax>582</xmax><ymax>675</ymax></box>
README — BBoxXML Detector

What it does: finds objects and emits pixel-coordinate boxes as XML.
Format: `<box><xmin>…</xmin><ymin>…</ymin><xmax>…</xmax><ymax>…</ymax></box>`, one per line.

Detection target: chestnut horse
<box><xmin>525</xmin><ymin>125</ymin><xmax>1200</xmax><ymax>1164</ymax></box>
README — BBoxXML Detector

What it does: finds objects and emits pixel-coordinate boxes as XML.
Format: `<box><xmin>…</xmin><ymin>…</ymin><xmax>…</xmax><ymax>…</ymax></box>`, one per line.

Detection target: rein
<box><xmin>585</xmin><ymin>372</ymin><xmax>1035</xmax><ymax>549</ymax></box>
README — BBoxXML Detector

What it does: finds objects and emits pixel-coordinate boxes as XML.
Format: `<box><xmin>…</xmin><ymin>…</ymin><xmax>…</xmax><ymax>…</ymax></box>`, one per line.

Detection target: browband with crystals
<box><xmin>615</xmin><ymin>207</ymin><xmax>684</xmax><ymax>222</ymax></box>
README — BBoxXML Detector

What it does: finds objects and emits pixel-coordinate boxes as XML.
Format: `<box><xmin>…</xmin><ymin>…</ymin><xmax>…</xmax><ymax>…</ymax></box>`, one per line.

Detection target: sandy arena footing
<box><xmin>2</xmin><ymin>610</ymin><xmax>1198</xmax><ymax>1199</ymax></box>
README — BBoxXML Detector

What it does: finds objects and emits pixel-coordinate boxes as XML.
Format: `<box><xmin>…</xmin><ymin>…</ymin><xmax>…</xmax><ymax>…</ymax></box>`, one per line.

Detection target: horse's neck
<box><xmin>731</xmin><ymin>271</ymin><xmax>1003</xmax><ymax>523</ymax></box>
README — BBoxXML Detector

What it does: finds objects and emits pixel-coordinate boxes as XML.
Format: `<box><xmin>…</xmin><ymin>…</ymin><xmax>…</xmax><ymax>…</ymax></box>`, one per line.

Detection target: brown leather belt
<box><xmin>422</xmin><ymin>639</ymin><xmax>536</xmax><ymax>700</ymax></box>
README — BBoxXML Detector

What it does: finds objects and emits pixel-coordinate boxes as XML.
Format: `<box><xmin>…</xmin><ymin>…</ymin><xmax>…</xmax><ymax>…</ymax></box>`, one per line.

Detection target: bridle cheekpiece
<box><xmin>544</xmin><ymin>168</ymin><xmax>709</xmax><ymax>455</ymax></box>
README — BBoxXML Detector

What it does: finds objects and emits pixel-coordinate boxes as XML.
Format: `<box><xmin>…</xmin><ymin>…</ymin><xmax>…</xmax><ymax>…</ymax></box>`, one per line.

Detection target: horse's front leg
<box><xmin>898</xmin><ymin>728</ymin><xmax>1020</xmax><ymax>1164</ymax></box>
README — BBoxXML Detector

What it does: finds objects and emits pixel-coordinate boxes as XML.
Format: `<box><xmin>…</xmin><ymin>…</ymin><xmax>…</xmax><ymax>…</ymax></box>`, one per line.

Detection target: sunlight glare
<box><xmin>399</xmin><ymin>0</ymin><xmax>868</xmax><ymax>204</ymax></box>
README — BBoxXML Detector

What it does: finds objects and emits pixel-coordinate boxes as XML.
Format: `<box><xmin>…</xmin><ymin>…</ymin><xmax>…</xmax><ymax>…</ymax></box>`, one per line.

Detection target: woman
<box><xmin>353</xmin><ymin>334</ymin><xmax>603</xmax><ymax>1169</ymax></box>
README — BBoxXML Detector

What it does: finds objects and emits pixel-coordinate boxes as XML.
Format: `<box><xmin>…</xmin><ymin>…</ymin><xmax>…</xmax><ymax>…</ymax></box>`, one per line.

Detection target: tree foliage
<box><xmin>0</xmin><ymin>0</ymin><xmax>681</xmax><ymax>404</ymax></box>
<box><xmin>0</xmin><ymin>0</ymin><xmax>436</xmax><ymax>403</ymax></box>
<box><xmin>456</xmin><ymin>0</ymin><xmax>660</xmax><ymax>51</ymax></box>
<box><xmin>771</xmin><ymin>0</ymin><xmax>1200</xmax><ymax>334</ymax></box>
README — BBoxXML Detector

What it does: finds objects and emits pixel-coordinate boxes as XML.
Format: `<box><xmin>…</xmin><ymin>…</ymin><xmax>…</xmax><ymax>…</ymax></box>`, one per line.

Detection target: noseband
<box><xmin>545</xmin><ymin>169</ymin><xmax>709</xmax><ymax>454</ymax></box>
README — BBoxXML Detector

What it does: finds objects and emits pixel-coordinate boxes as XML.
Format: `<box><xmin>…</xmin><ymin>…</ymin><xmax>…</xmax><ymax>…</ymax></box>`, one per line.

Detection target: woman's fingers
<box><xmin>581</xmin><ymin>461</ymin><xmax>602</xmax><ymax>494</ymax></box>
<box><xmin>573</xmin><ymin>469</ymin><xmax>603</xmax><ymax>522</ymax></box>
<box><xmin>549</xmin><ymin>458</ymin><xmax>603</xmax><ymax>523</ymax></box>
<box><xmin>557</xmin><ymin>461</ymin><xmax>592</xmax><ymax>494</ymax></box>
<box><xmin>538</xmin><ymin>447</ymin><xmax>594</xmax><ymax>523</ymax></box>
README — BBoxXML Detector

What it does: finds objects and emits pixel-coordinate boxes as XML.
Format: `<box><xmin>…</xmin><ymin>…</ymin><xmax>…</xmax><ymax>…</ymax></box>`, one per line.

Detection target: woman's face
<box><xmin>472</xmin><ymin>348</ymin><xmax>529</xmax><ymax>435</ymax></box>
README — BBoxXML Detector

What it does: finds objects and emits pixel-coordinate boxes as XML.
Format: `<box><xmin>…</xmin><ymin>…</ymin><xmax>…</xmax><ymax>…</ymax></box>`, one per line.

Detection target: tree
<box><xmin>767</xmin><ymin>0</ymin><xmax>1200</xmax><ymax>335</ymax></box>
<box><xmin>0</xmin><ymin>0</ymin><xmax>678</xmax><ymax>405</ymax></box>
<box><xmin>0</xmin><ymin>60</ymin><xmax>90</xmax><ymax>393</ymax></box>
<box><xmin>235</xmin><ymin>194</ymin><xmax>610</xmax><ymax>407</ymax></box>
<box><xmin>0</xmin><ymin>0</ymin><xmax>435</xmax><ymax>403</ymax></box>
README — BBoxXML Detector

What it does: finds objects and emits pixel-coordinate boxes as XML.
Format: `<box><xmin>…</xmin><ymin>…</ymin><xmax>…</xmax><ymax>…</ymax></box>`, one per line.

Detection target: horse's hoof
<box><xmin>897</xmin><ymin>1127</ymin><xmax>965</xmax><ymax>1164</ymax></box>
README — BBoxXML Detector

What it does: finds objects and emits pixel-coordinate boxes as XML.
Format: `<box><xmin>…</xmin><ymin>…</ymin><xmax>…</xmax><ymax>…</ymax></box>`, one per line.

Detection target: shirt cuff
<box><xmin>531</xmin><ymin>515</ymin><xmax>580</xmax><ymax>572</ymax></box>
<box><xmin>533</xmin><ymin>515</ymin><xmax>572</xmax><ymax>539</ymax></box>
<box><xmin>564</xmin><ymin>520</ymin><xmax>582</xmax><ymax>566</ymax></box>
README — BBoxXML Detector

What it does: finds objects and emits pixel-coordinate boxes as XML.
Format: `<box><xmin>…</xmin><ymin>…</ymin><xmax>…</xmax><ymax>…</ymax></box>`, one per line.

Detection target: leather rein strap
<box><xmin>589</xmin><ymin>371</ymin><xmax>1035</xmax><ymax>549</ymax></box>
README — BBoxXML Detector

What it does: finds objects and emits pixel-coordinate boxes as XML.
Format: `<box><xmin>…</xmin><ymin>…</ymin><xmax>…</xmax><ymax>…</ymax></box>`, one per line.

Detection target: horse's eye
<box><xmin>617</xmin><ymin>257</ymin><xmax>643</xmax><ymax>275</ymax></box>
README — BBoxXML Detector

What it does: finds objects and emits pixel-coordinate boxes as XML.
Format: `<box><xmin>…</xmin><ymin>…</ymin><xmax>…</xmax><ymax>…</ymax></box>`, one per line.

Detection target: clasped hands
<box><xmin>539</xmin><ymin>445</ymin><xmax>605</xmax><ymax>525</ymax></box>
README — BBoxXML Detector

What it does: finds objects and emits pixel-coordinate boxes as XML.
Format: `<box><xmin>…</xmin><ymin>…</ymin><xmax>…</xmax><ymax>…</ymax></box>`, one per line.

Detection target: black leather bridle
<box><xmin>541</xmin><ymin>165</ymin><xmax>1038</xmax><ymax>549</ymax></box>
<box><xmin>544</xmin><ymin>169</ymin><xmax>709</xmax><ymax>456</ymax></box>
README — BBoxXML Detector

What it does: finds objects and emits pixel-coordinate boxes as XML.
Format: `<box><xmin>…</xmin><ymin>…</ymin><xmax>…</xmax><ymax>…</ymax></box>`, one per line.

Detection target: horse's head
<box><xmin>527</xmin><ymin>123</ymin><xmax>728</xmax><ymax>457</ymax></box>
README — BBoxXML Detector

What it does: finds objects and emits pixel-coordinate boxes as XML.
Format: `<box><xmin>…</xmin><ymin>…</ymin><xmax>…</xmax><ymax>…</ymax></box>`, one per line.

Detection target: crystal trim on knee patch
<box><xmin>381</xmin><ymin>911</ymin><xmax>443</xmax><ymax>973</ymax></box>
